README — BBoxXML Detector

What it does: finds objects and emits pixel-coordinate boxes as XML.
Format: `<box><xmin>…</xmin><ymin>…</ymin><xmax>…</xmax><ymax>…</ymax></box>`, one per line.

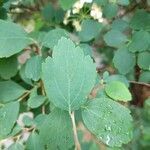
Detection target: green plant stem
<box><xmin>69</xmin><ymin>111</ymin><xmax>81</xmax><ymax>150</ymax></box>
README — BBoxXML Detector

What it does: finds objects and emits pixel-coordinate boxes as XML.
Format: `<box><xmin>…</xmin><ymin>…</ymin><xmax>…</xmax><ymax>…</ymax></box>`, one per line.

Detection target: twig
<box><xmin>40</xmin><ymin>80</ymin><xmax>46</xmax><ymax>114</ymax></box>
<box><xmin>69</xmin><ymin>111</ymin><xmax>81</xmax><ymax>150</ymax></box>
<box><xmin>130</xmin><ymin>81</ymin><xmax>150</xmax><ymax>87</ymax></box>
<box><xmin>18</xmin><ymin>91</ymin><xmax>31</xmax><ymax>102</ymax></box>
<box><xmin>118</xmin><ymin>2</ymin><xmax>138</xmax><ymax>18</ymax></box>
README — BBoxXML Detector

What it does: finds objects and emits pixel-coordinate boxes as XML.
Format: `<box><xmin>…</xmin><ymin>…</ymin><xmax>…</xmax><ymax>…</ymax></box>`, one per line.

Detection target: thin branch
<box><xmin>40</xmin><ymin>80</ymin><xmax>46</xmax><ymax>114</ymax></box>
<box><xmin>69</xmin><ymin>111</ymin><xmax>81</xmax><ymax>150</ymax></box>
<box><xmin>130</xmin><ymin>81</ymin><xmax>150</xmax><ymax>87</ymax></box>
<box><xmin>18</xmin><ymin>91</ymin><xmax>31</xmax><ymax>102</ymax></box>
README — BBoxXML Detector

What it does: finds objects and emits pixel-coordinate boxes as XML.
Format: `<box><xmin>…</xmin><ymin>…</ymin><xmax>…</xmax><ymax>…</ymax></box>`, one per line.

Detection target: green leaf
<box><xmin>42</xmin><ymin>37</ymin><xmax>96</xmax><ymax>111</ymax></box>
<box><xmin>103</xmin><ymin>3</ymin><xmax>118</xmax><ymax>19</ymax></box>
<box><xmin>28</xmin><ymin>95</ymin><xmax>46</xmax><ymax>109</ymax></box>
<box><xmin>104</xmin><ymin>30</ymin><xmax>128</xmax><ymax>48</ymax></box>
<box><xmin>0</xmin><ymin>55</ymin><xmax>18</xmax><ymax>79</ymax></box>
<box><xmin>0</xmin><ymin>20</ymin><xmax>32</xmax><ymax>58</ymax></box>
<box><xmin>39</xmin><ymin>108</ymin><xmax>74</xmax><ymax>149</ymax></box>
<box><xmin>117</xmin><ymin>0</ymin><xmax>129</xmax><ymax>5</ymax></box>
<box><xmin>79</xmin><ymin>19</ymin><xmax>103</xmax><ymax>42</ymax></box>
<box><xmin>93</xmin><ymin>0</ymin><xmax>107</xmax><ymax>6</ymax></box>
<box><xmin>105</xmin><ymin>81</ymin><xmax>132</xmax><ymax>101</ymax></box>
<box><xmin>19</xmin><ymin>64</ymin><xmax>33</xmax><ymax>85</ymax></box>
<box><xmin>105</xmin><ymin>74</ymin><xmax>129</xmax><ymax>87</ymax></box>
<box><xmin>26</xmin><ymin>132</ymin><xmax>44</xmax><ymax>150</ymax></box>
<box><xmin>0</xmin><ymin>80</ymin><xmax>27</xmax><ymax>103</ymax></box>
<box><xmin>79</xmin><ymin>44</ymin><xmax>93</xmax><ymax>56</ymax></box>
<box><xmin>42</xmin><ymin>28</ymin><xmax>69</xmax><ymax>49</ymax></box>
<box><xmin>82</xmin><ymin>98</ymin><xmax>133</xmax><ymax>147</ymax></box>
<box><xmin>59</xmin><ymin>0</ymin><xmax>76</xmax><ymax>10</ymax></box>
<box><xmin>129</xmin><ymin>30</ymin><xmax>150</xmax><ymax>52</ymax></box>
<box><xmin>23</xmin><ymin>115</ymin><xmax>34</xmax><ymax>127</ymax></box>
<box><xmin>112</xmin><ymin>19</ymin><xmax>129</xmax><ymax>32</ymax></box>
<box><xmin>139</xmin><ymin>71</ymin><xmax>150</xmax><ymax>83</ymax></box>
<box><xmin>113</xmin><ymin>46</ymin><xmax>136</xmax><ymax>74</ymax></box>
<box><xmin>25</xmin><ymin>55</ymin><xmax>42</xmax><ymax>81</ymax></box>
<box><xmin>137</xmin><ymin>52</ymin><xmax>150</xmax><ymax>70</ymax></box>
<box><xmin>41</xmin><ymin>3</ymin><xmax>55</xmax><ymax>22</ymax></box>
<box><xmin>130</xmin><ymin>9</ymin><xmax>150</xmax><ymax>30</ymax></box>
<box><xmin>7</xmin><ymin>142</ymin><xmax>24</xmax><ymax>150</ymax></box>
<box><xmin>34</xmin><ymin>114</ymin><xmax>47</xmax><ymax>130</ymax></box>
<box><xmin>0</xmin><ymin>101</ymin><xmax>20</xmax><ymax>139</ymax></box>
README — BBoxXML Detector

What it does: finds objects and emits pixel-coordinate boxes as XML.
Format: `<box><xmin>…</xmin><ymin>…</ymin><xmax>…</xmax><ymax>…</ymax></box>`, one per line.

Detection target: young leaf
<box><xmin>105</xmin><ymin>81</ymin><xmax>132</xmax><ymax>101</ymax></box>
<box><xmin>42</xmin><ymin>28</ymin><xmax>69</xmax><ymax>49</ymax></box>
<box><xmin>0</xmin><ymin>55</ymin><xmax>18</xmax><ymax>79</ymax></box>
<box><xmin>42</xmin><ymin>37</ymin><xmax>96</xmax><ymax>111</ymax></box>
<box><xmin>82</xmin><ymin>98</ymin><xmax>133</xmax><ymax>147</ymax></box>
<box><xmin>129</xmin><ymin>30</ymin><xmax>150</xmax><ymax>52</ymax></box>
<box><xmin>0</xmin><ymin>101</ymin><xmax>20</xmax><ymax>139</ymax></box>
<box><xmin>39</xmin><ymin>108</ymin><xmax>74</xmax><ymax>149</ymax></box>
<box><xmin>105</xmin><ymin>74</ymin><xmax>129</xmax><ymax>87</ymax></box>
<box><xmin>26</xmin><ymin>132</ymin><xmax>44</xmax><ymax>150</ymax></box>
<box><xmin>25</xmin><ymin>55</ymin><xmax>42</xmax><ymax>81</ymax></box>
<box><xmin>0</xmin><ymin>80</ymin><xmax>27</xmax><ymax>103</ymax></box>
<box><xmin>0</xmin><ymin>20</ymin><xmax>32</xmax><ymax>58</ymax></box>
<box><xmin>113</xmin><ymin>46</ymin><xmax>136</xmax><ymax>74</ymax></box>
<box><xmin>27</xmin><ymin>95</ymin><xmax>46</xmax><ymax>109</ymax></box>
<box><xmin>79</xmin><ymin>19</ymin><xmax>103</xmax><ymax>42</ymax></box>
<box><xmin>137</xmin><ymin>52</ymin><xmax>150</xmax><ymax>70</ymax></box>
<box><xmin>104</xmin><ymin>30</ymin><xmax>128</xmax><ymax>48</ymax></box>
<box><xmin>103</xmin><ymin>3</ymin><xmax>118</xmax><ymax>19</ymax></box>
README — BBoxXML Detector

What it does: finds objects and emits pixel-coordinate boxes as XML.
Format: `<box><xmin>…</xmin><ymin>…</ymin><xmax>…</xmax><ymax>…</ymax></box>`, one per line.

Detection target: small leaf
<box><xmin>112</xmin><ymin>19</ymin><xmax>129</xmax><ymax>32</ymax></box>
<box><xmin>42</xmin><ymin>28</ymin><xmax>69</xmax><ymax>49</ymax></box>
<box><xmin>0</xmin><ymin>80</ymin><xmax>27</xmax><ymax>103</ymax></box>
<box><xmin>104</xmin><ymin>30</ymin><xmax>128</xmax><ymax>48</ymax></box>
<box><xmin>25</xmin><ymin>55</ymin><xmax>42</xmax><ymax>81</ymax></box>
<box><xmin>0</xmin><ymin>101</ymin><xmax>20</xmax><ymax>139</ymax></box>
<box><xmin>129</xmin><ymin>30</ymin><xmax>150</xmax><ymax>52</ymax></box>
<box><xmin>28</xmin><ymin>95</ymin><xmax>46</xmax><ymax>109</ymax></box>
<box><xmin>79</xmin><ymin>19</ymin><xmax>103</xmax><ymax>42</ymax></box>
<box><xmin>39</xmin><ymin>108</ymin><xmax>74</xmax><ymax>149</ymax></box>
<box><xmin>19</xmin><ymin>64</ymin><xmax>33</xmax><ymax>85</ymax></box>
<box><xmin>113</xmin><ymin>46</ymin><xmax>136</xmax><ymax>74</ymax></box>
<box><xmin>26</xmin><ymin>132</ymin><xmax>44</xmax><ymax>150</ymax></box>
<box><xmin>137</xmin><ymin>52</ymin><xmax>150</xmax><ymax>70</ymax></box>
<box><xmin>42</xmin><ymin>37</ymin><xmax>96</xmax><ymax>111</ymax></box>
<box><xmin>82</xmin><ymin>98</ymin><xmax>133</xmax><ymax>147</ymax></box>
<box><xmin>23</xmin><ymin>115</ymin><xmax>34</xmax><ymax>127</ymax></box>
<box><xmin>0</xmin><ymin>55</ymin><xmax>18</xmax><ymax>79</ymax></box>
<box><xmin>105</xmin><ymin>74</ymin><xmax>129</xmax><ymax>87</ymax></box>
<box><xmin>0</xmin><ymin>20</ymin><xmax>32</xmax><ymax>58</ymax></box>
<box><xmin>105</xmin><ymin>81</ymin><xmax>132</xmax><ymax>101</ymax></box>
<box><xmin>103</xmin><ymin>3</ymin><xmax>118</xmax><ymax>19</ymax></box>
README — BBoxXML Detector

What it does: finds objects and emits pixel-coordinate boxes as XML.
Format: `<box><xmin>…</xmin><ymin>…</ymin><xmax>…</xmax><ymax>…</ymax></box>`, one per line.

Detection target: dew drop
<box><xmin>106</xmin><ymin>135</ymin><xmax>111</xmax><ymax>145</ymax></box>
<box><xmin>105</xmin><ymin>125</ymin><xmax>111</xmax><ymax>131</ymax></box>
